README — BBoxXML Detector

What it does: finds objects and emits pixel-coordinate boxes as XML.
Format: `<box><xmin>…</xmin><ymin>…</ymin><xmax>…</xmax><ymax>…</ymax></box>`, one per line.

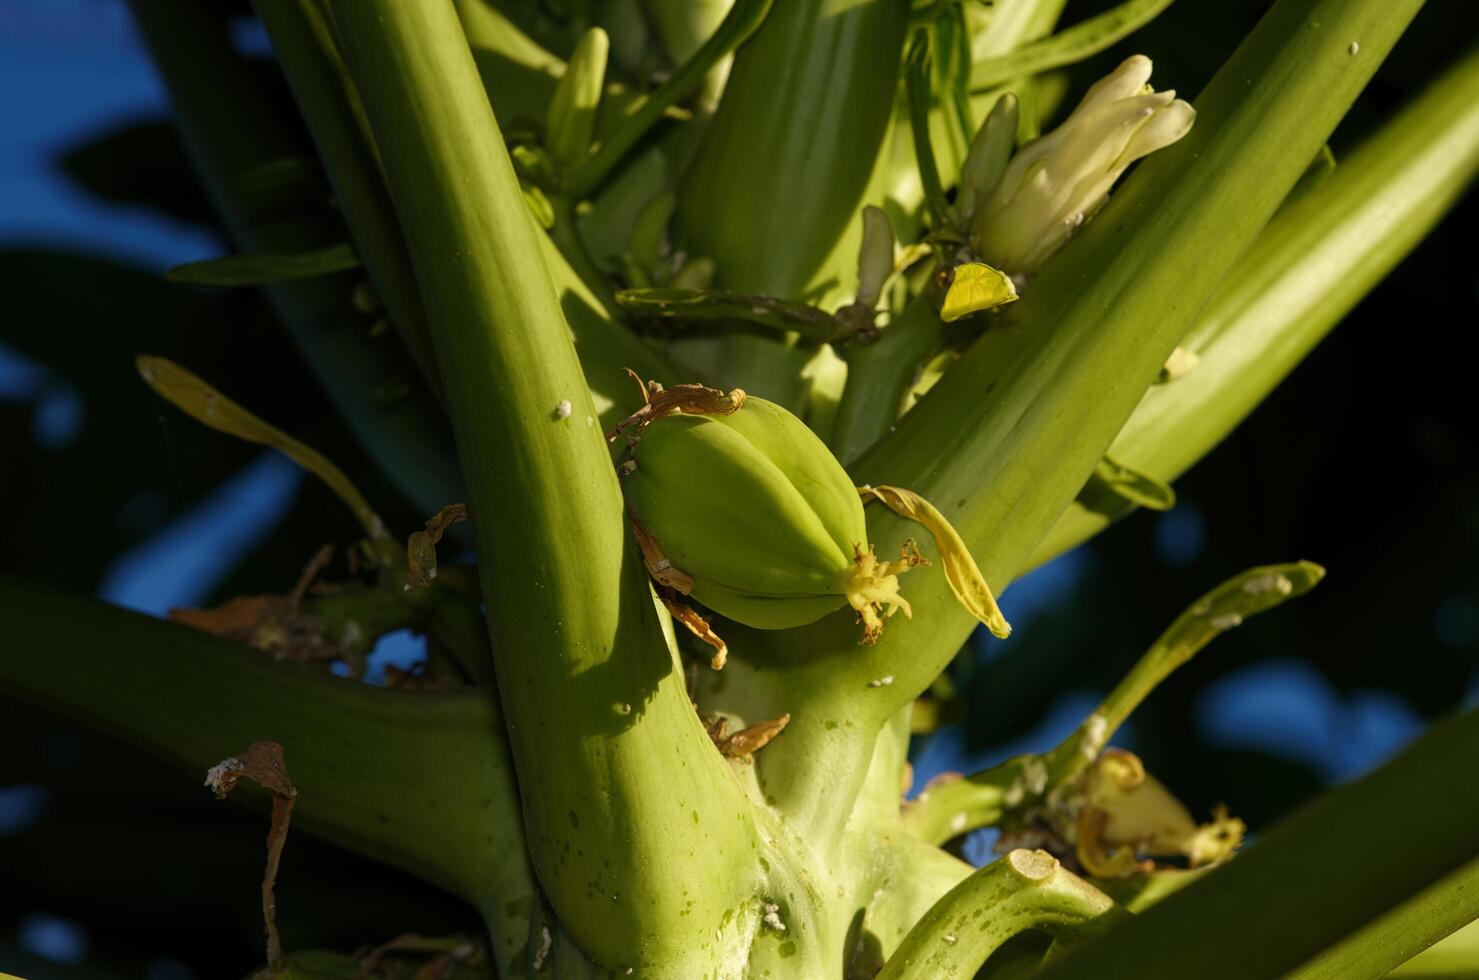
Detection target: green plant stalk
<box><xmin>329</xmin><ymin>3</ymin><xmax>757</xmax><ymax>972</ymax></box>
<box><xmin>906</xmin><ymin>31</ymin><xmax>951</xmax><ymax>228</ymax></box>
<box><xmin>128</xmin><ymin>0</ymin><xmax>463</xmax><ymax>515</ymax></box>
<box><xmin>641</xmin><ymin>0</ymin><xmax>735</xmax><ymax>111</ymax></box>
<box><xmin>1037</xmin><ymin>561</ymin><xmax>1325</xmax><ymax>786</ymax></box>
<box><xmin>728</xmin><ymin>0</ymin><xmax>1424</xmax><ymax>847</ymax></box>
<box><xmin>831</xmin><ymin>281</ymin><xmax>945</xmax><ymax>464</ymax></box>
<box><xmin>0</xmin><ymin>579</ymin><xmax>535</xmax><ymax>975</ymax></box>
<box><xmin>1034</xmin><ymin>708</ymin><xmax>1479</xmax><ymax>980</ymax></box>
<box><xmin>970</xmin><ymin>0</ymin><xmax>1175</xmax><ymax>92</ymax></box>
<box><xmin>1391</xmin><ymin>921</ymin><xmax>1479</xmax><ymax>978</ymax></box>
<box><xmin>563</xmin><ymin>0</ymin><xmax>774</xmax><ymax>200</ymax></box>
<box><xmin>875</xmin><ymin>849</ymin><xmax>1122</xmax><ymax>980</ymax></box>
<box><xmin>903</xmin><ymin>561</ymin><xmax>1325</xmax><ymax>844</ymax></box>
<box><xmin>677</xmin><ymin>0</ymin><xmax>910</xmax><ymax>298</ymax></box>
<box><xmin>250</xmin><ymin>0</ymin><xmax>442</xmax><ymax>396</ymax></box>
<box><xmin>257</xmin><ymin>0</ymin><xmax>672</xmax><ymax>430</ymax></box>
<box><xmin>166</xmin><ymin>242</ymin><xmax>361</xmax><ymax>285</ymax></box>
<box><xmin>971</xmin><ymin>0</ymin><xmax>1071</xmax><ymax>60</ymax></box>
<box><xmin>1032</xmin><ymin>41</ymin><xmax>1479</xmax><ymax>566</ymax></box>
<box><xmin>899</xmin><ymin>756</ymin><xmax>1035</xmax><ymax>846</ymax></box>
<box><xmin>454</xmin><ymin>0</ymin><xmax>565</xmax><ymax>126</ymax></box>
<box><xmin>1286</xmin><ymin>855</ymin><xmax>1479</xmax><ymax>980</ymax></box>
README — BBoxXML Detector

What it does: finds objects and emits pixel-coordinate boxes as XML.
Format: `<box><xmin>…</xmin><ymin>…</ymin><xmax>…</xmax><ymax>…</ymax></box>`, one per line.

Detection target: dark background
<box><xmin>1</xmin><ymin>0</ymin><xmax>1476</xmax><ymax>976</ymax></box>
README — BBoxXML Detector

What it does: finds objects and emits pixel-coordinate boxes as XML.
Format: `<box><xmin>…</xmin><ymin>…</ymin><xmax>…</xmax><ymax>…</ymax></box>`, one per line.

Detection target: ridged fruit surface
<box><xmin>622</xmin><ymin>395</ymin><xmax>871</xmax><ymax>629</ymax></box>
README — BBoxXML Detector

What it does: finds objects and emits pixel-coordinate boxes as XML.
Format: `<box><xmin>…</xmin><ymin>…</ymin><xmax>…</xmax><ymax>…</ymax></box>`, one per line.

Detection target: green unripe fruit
<box><xmin>621</xmin><ymin>395</ymin><xmax>912</xmax><ymax>637</ymax></box>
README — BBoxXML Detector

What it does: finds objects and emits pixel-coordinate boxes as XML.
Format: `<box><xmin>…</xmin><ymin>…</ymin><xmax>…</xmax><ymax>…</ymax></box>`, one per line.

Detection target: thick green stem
<box><xmin>0</xmin><ymin>579</ymin><xmax>534</xmax><ymax>974</ymax></box>
<box><xmin>832</xmin><ymin>285</ymin><xmax>944</xmax><ymax>465</ymax></box>
<box><xmin>1035</xmin><ymin>708</ymin><xmax>1479</xmax><ymax>980</ymax></box>
<box><xmin>876</xmin><ymin>849</ymin><xmax>1122</xmax><ymax>980</ymax></box>
<box><xmin>128</xmin><ymin>0</ymin><xmax>463</xmax><ymax>515</ymax></box>
<box><xmin>1032</xmin><ymin>42</ymin><xmax>1479</xmax><ymax>566</ymax></box>
<box><xmin>677</xmin><ymin>0</ymin><xmax>910</xmax><ymax>298</ymax></box>
<box><xmin>1287</xmin><ymin>855</ymin><xmax>1479</xmax><ymax>980</ymax></box>
<box><xmin>330</xmin><ymin>3</ymin><xmax>756</xmax><ymax>971</ymax></box>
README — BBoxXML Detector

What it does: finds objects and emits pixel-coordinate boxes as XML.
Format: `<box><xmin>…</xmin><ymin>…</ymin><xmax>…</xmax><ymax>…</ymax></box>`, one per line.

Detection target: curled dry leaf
<box><xmin>354</xmin><ymin>932</ymin><xmax>487</xmax><ymax>979</ymax></box>
<box><xmin>171</xmin><ymin>545</ymin><xmax>348</xmax><ymax>669</ymax></box>
<box><xmin>206</xmin><ymin>741</ymin><xmax>297</xmax><ymax>971</ymax></box>
<box><xmin>658</xmin><ymin>589</ymin><xmax>728</xmax><ymax>670</ymax></box>
<box><xmin>405</xmin><ymin>503</ymin><xmax>470</xmax><ymax>591</ymax></box>
<box><xmin>605</xmin><ymin>375</ymin><xmax>746</xmax><ymax>445</ymax></box>
<box><xmin>705</xmin><ymin>713</ymin><xmax>791</xmax><ymax>762</ymax></box>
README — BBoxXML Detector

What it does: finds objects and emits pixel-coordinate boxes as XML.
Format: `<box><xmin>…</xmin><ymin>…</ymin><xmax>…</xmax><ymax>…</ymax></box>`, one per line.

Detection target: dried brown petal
<box><xmin>205</xmin><ymin>741</ymin><xmax>297</xmax><ymax>970</ymax></box>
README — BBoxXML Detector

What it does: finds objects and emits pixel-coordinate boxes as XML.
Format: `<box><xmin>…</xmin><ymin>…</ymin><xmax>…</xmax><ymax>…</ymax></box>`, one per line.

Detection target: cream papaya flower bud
<box><xmin>970</xmin><ymin>55</ymin><xmax>1194</xmax><ymax>277</ymax></box>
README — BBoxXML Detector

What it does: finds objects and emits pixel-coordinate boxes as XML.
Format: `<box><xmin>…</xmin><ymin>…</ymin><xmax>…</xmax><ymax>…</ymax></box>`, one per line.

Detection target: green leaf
<box><xmin>615</xmin><ymin>287</ymin><xmax>841</xmax><ymax>342</ymax></box>
<box><xmin>165</xmin><ymin>242</ymin><xmax>360</xmax><ymax>286</ymax></box>
<box><xmin>939</xmin><ymin>262</ymin><xmax>1018</xmax><ymax>322</ymax></box>
<box><xmin>136</xmin><ymin>355</ymin><xmax>388</xmax><ymax>543</ymax></box>
<box><xmin>970</xmin><ymin>0</ymin><xmax>1177</xmax><ymax>92</ymax></box>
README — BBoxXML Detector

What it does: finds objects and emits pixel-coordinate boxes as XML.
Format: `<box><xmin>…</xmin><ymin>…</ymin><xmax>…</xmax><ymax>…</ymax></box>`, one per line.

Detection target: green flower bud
<box><xmin>970</xmin><ymin>55</ymin><xmax>1194</xmax><ymax>277</ymax></box>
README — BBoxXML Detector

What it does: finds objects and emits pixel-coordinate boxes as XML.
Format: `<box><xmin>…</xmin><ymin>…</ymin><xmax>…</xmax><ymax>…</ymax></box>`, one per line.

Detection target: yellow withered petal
<box><xmin>939</xmin><ymin>262</ymin><xmax>1018</xmax><ymax>323</ymax></box>
<box><xmin>857</xmin><ymin>485</ymin><xmax>1012</xmax><ymax>639</ymax></box>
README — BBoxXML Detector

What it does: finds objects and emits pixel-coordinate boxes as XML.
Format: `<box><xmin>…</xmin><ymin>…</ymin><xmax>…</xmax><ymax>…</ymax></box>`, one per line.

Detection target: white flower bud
<box><xmin>970</xmin><ymin>56</ymin><xmax>1195</xmax><ymax>277</ymax></box>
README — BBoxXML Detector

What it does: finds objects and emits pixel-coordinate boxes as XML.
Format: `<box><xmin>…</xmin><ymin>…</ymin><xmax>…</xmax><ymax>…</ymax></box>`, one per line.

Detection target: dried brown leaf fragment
<box><xmin>206</xmin><ymin>741</ymin><xmax>298</xmax><ymax>971</ymax></box>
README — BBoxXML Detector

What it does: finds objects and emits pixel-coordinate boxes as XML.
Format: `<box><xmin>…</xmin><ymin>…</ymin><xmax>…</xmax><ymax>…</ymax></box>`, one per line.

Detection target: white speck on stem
<box><xmin>532</xmin><ymin>926</ymin><xmax>553</xmax><ymax>970</ymax></box>
<box><xmin>204</xmin><ymin>757</ymin><xmax>244</xmax><ymax>793</ymax></box>
<box><xmin>943</xmin><ymin>934</ymin><xmax>958</xmax><ymax>945</ymax></box>
<box><xmin>1210</xmin><ymin>613</ymin><xmax>1244</xmax><ymax>631</ymax></box>
<box><xmin>1349</xmin><ymin>41</ymin><xmax>1360</xmax><ymax>55</ymax></box>
<box><xmin>949</xmin><ymin>812</ymin><xmax>967</xmax><ymax>833</ymax></box>
<box><xmin>1242</xmin><ymin>573</ymin><xmax>1293</xmax><ymax>597</ymax></box>
<box><xmin>762</xmin><ymin>903</ymin><xmax>787</xmax><ymax>932</ymax></box>
<box><xmin>556</xmin><ymin>399</ymin><xmax>573</xmax><ymax>419</ymax></box>
<box><xmin>1081</xmin><ymin>713</ymin><xmax>1109</xmax><ymax>760</ymax></box>
<box><xmin>868</xmin><ymin>675</ymin><xmax>895</xmax><ymax>688</ymax></box>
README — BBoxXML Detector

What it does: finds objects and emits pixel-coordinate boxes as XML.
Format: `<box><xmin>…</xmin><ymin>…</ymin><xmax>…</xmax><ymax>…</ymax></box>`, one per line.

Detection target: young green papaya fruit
<box><xmin>620</xmin><ymin>395</ymin><xmax>914</xmax><ymax>639</ymax></box>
